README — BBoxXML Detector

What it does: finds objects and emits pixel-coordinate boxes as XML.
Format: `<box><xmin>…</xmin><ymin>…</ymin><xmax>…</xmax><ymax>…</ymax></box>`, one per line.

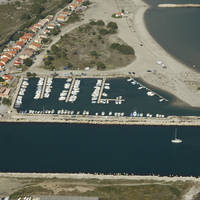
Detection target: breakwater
<box><xmin>2</xmin><ymin>113</ymin><xmax>200</xmax><ymax>126</ymax></box>
<box><xmin>158</xmin><ymin>4</ymin><xmax>200</xmax><ymax>8</ymax></box>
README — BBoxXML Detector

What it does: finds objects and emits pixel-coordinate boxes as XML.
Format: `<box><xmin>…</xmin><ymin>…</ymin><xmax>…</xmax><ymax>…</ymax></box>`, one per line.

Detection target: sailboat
<box><xmin>171</xmin><ymin>128</ymin><xmax>182</xmax><ymax>144</ymax></box>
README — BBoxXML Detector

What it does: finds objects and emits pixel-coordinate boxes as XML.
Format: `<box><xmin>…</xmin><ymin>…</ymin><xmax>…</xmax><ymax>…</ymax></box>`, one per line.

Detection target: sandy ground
<box><xmin>28</xmin><ymin>0</ymin><xmax>200</xmax><ymax>107</ymax></box>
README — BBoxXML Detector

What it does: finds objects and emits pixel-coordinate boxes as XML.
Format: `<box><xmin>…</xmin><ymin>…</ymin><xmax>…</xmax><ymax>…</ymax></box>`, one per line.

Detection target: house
<box><xmin>33</xmin><ymin>23</ymin><xmax>42</xmax><ymax>30</ymax></box>
<box><xmin>19</xmin><ymin>48</ymin><xmax>34</xmax><ymax>60</ymax></box>
<box><xmin>14</xmin><ymin>58</ymin><xmax>23</xmax><ymax>66</ymax></box>
<box><xmin>16</xmin><ymin>41</ymin><xmax>25</xmax><ymax>49</ymax></box>
<box><xmin>0</xmin><ymin>87</ymin><xmax>10</xmax><ymax>98</ymax></box>
<box><xmin>68</xmin><ymin>3</ymin><xmax>78</xmax><ymax>11</ymax></box>
<box><xmin>24</xmin><ymin>33</ymin><xmax>34</xmax><ymax>39</ymax></box>
<box><xmin>39</xmin><ymin>34</ymin><xmax>48</xmax><ymax>39</ymax></box>
<box><xmin>45</xmin><ymin>15</ymin><xmax>53</xmax><ymax>22</ymax></box>
<box><xmin>1</xmin><ymin>57</ymin><xmax>9</xmax><ymax>65</ymax></box>
<box><xmin>0</xmin><ymin>62</ymin><xmax>4</xmax><ymax>68</ymax></box>
<box><xmin>76</xmin><ymin>0</ymin><xmax>83</xmax><ymax>4</ymax></box>
<box><xmin>47</xmin><ymin>24</ymin><xmax>55</xmax><ymax>29</ymax></box>
<box><xmin>29</xmin><ymin>26</ymin><xmax>38</xmax><ymax>33</ymax></box>
<box><xmin>114</xmin><ymin>12</ymin><xmax>124</xmax><ymax>17</ymax></box>
<box><xmin>7</xmin><ymin>50</ymin><xmax>17</xmax><ymax>56</ymax></box>
<box><xmin>2</xmin><ymin>75</ymin><xmax>12</xmax><ymax>81</ymax></box>
<box><xmin>60</xmin><ymin>11</ymin><xmax>70</xmax><ymax>16</ymax></box>
<box><xmin>19</xmin><ymin>36</ymin><xmax>29</xmax><ymax>43</ymax></box>
<box><xmin>38</xmin><ymin>19</ymin><xmax>48</xmax><ymax>27</ymax></box>
<box><xmin>34</xmin><ymin>37</ymin><xmax>42</xmax><ymax>44</ymax></box>
<box><xmin>56</xmin><ymin>15</ymin><xmax>66</xmax><ymax>22</ymax></box>
<box><xmin>1</xmin><ymin>53</ymin><xmax>13</xmax><ymax>60</ymax></box>
<box><xmin>29</xmin><ymin>42</ymin><xmax>41</xmax><ymax>50</ymax></box>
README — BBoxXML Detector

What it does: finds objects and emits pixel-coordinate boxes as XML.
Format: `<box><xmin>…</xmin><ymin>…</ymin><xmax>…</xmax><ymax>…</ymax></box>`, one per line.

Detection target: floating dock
<box><xmin>97</xmin><ymin>78</ymin><xmax>106</xmax><ymax>104</ymax></box>
<box><xmin>65</xmin><ymin>78</ymin><xmax>75</xmax><ymax>103</ymax></box>
<box><xmin>40</xmin><ymin>77</ymin><xmax>47</xmax><ymax>99</ymax></box>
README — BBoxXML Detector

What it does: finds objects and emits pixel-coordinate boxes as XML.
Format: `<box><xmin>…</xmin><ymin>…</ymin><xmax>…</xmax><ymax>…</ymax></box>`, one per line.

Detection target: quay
<box><xmin>97</xmin><ymin>78</ymin><xmax>106</xmax><ymax>104</ymax></box>
<box><xmin>65</xmin><ymin>77</ymin><xmax>75</xmax><ymax>103</ymax></box>
<box><xmin>102</xmin><ymin>98</ymin><xmax>125</xmax><ymax>102</ymax></box>
<box><xmin>40</xmin><ymin>77</ymin><xmax>47</xmax><ymax>99</ymax></box>
<box><xmin>158</xmin><ymin>4</ymin><xmax>200</xmax><ymax>8</ymax></box>
<box><xmin>2</xmin><ymin>113</ymin><xmax>200</xmax><ymax>126</ymax></box>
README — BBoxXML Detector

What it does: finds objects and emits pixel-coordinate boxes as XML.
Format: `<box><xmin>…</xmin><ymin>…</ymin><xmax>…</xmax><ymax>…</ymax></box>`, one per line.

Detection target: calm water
<box><xmin>144</xmin><ymin>0</ymin><xmax>200</xmax><ymax>71</ymax></box>
<box><xmin>17</xmin><ymin>78</ymin><xmax>200</xmax><ymax>116</ymax></box>
<box><xmin>0</xmin><ymin>123</ymin><xmax>200</xmax><ymax>176</ymax></box>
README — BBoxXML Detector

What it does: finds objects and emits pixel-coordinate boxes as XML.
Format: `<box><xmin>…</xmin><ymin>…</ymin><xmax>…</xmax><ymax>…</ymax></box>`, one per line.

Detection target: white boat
<box><xmin>171</xmin><ymin>128</ymin><xmax>182</xmax><ymax>144</ymax></box>
<box><xmin>147</xmin><ymin>91</ymin><xmax>155</xmax><ymax>96</ymax></box>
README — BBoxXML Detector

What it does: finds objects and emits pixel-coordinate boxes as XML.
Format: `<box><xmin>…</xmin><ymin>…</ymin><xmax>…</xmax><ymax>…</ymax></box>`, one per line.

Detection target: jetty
<box><xmin>158</xmin><ymin>4</ymin><xmax>200</xmax><ymax>8</ymax></box>
<box><xmin>40</xmin><ymin>77</ymin><xmax>47</xmax><ymax>99</ymax></box>
<box><xmin>97</xmin><ymin>78</ymin><xmax>106</xmax><ymax>104</ymax></box>
<box><xmin>65</xmin><ymin>77</ymin><xmax>75</xmax><ymax>102</ymax></box>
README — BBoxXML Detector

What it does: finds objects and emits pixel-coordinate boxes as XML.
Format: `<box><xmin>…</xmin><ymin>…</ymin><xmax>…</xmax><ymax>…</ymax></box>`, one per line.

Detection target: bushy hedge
<box><xmin>110</xmin><ymin>43</ymin><xmax>135</xmax><ymax>55</ymax></box>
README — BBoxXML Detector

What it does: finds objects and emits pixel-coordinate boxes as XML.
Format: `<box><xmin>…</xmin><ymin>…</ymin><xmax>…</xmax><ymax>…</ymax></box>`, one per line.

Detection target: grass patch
<box><xmin>42</xmin><ymin>21</ymin><xmax>135</xmax><ymax>70</ymax></box>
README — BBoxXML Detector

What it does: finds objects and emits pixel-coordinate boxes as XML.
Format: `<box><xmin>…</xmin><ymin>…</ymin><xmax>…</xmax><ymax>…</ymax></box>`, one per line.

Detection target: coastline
<box><xmin>0</xmin><ymin>172</ymin><xmax>199</xmax><ymax>182</ymax></box>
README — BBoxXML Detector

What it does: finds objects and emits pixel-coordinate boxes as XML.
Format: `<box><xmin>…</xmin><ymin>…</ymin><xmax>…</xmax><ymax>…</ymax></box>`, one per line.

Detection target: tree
<box><xmin>97</xmin><ymin>62</ymin><xmax>106</xmax><ymax>70</ymax></box>
<box><xmin>24</xmin><ymin>58</ymin><xmax>33</xmax><ymax>66</ymax></box>
<box><xmin>0</xmin><ymin>77</ymin><xmax>5</xmax><ymax>82</ymax></box>
<box><xmin>96</xmin><ymin>20</ymin><xmax>105</xmax><ymax>26</ymax></box>
<box><xmin>99</xmin><ymin>28</ymin><xmax>108</xmax><ymax>35</ymax></box>
<box><xmin>2</xmin><ymin>98</ymin><xmax>11</xmax><ymax>106</ymax></box>
<box><xmin>107</xmin><ymin>21</ymin><xmax>118</xmax><ymax>30</ymax></box>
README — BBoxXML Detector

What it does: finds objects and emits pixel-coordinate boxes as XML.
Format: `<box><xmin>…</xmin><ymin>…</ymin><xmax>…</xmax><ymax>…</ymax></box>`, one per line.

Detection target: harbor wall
<box><xmin>1</xmin><ymin>113</ymin><xmax>200</xmax><ymax>126</ymax></box>
<box><xmin>158</xmin><ymin>4</ymin><xmax>200</xmax><ymax>8</ymax></box>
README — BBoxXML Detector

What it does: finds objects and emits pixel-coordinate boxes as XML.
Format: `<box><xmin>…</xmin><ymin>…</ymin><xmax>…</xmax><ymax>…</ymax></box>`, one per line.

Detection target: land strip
<box><xmin>158</xmin><ymin>4</ymin><xmax>200</xmax><ymax>8</ymax></box>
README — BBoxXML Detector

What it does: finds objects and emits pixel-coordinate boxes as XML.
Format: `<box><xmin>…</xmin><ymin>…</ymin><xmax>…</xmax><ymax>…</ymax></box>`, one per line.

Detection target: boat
<box><xmin>171</xmin><ymin>128</ymin><xmax>182</xmax><ymax>144</ymax></box>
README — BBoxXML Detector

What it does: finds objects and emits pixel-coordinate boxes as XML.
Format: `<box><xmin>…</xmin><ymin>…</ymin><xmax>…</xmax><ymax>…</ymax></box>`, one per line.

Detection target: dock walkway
<box><xmin>65</xmin><ymin>78</ymin><xmax>75</xmax><ymax>103</ymax></box>
<box><xmin>40</xmin><ymin>77</ymin><xmax>47</xmax><ymax>99</ymax></box>
<box><xmin>97</xmin><ymin>78</ymin><xmax>106</xmax><ymax>104</ymax></box>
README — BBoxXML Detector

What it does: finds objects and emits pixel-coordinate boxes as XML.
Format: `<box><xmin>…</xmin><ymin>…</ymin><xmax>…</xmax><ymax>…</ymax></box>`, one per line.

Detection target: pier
<box><xmin>40</xmin><ymin>77</ymin><xmax>47</xmax><ymax>99</ymax></box>
<box><xmin>65</xmin><ymin>77</ymin><xmax>75</xmax><ymax>103</ymax></box>
<box><xmin>158</xmin><ymin>4</ymin><xmax>200</xmax><ymax>8</ymax></box>
<box><xmin>97</xmin><ymin>78</ymin><xmax>106</xmax><ymax>104</ymax></box>
<box><xmin>101</xmin><ymin>98</ymin><xmax>125</xmax><ymax>102</ymax></box>
<box><xmin>132</xmin><ymin>78</ymin><xmax>168</xmax><ymax>102</ymax></box>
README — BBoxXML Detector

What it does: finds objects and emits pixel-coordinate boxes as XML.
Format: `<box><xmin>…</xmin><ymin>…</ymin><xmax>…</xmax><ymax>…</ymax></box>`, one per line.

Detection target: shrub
<box><xmin>96</xmin><ymin>20</ymin><xmax>105</xmax><ymax>26</ymax></box>
<box><xmin>24</xmin><ymin>58</ymin><xmax>33</xmax><ymax>66</ymax></box>
<box><xmin>82</xmin><ymin>0</ymin><xmax>91</xmax><ymax>6</ymax></box>
<box><xmin>2</xmin><ymin>98</ymin><xmax>11</xmax><ymax>106</ymax></box>
<box><xmin>97</xmin><ymin>62</ymin><xmax>106</xmax><ymax>70</ymax></box>
<box><xmin>99</xmin><ymin>28</ymin><xmax>108</xmax><ymax>35</ymax></box>
<box><xmin>110</xmin><ymin>43</ymin><xmax>135</xmax><ymax>55</ymax></box>
<box><xmin>107</xmin><ymin>21</ymin><xmax>118</xmax><ymax>29</ymax></box>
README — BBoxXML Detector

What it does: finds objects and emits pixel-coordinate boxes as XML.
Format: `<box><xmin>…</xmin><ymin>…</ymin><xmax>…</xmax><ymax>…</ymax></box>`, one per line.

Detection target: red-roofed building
<box><xmin>56</xmin><ymin>16</ymin><xmax>66</xmax><ymax>22</ymax></box>
<box><xmin>1</xmin><ymin>57</ymin><xmax>9</xmax><ymax>65</ymax></box>
<box><xmin>29</xmin><ymin>42</ymin><xmax>41</xmax><ymax>50</ymax></box>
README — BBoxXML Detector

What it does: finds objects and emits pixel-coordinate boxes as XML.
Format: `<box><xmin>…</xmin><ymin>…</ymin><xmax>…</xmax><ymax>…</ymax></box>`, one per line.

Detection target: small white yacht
<box><xmin>171</xmin><ymin>128</ymin><xmax>182</xmax><ymax>144</ymax></box>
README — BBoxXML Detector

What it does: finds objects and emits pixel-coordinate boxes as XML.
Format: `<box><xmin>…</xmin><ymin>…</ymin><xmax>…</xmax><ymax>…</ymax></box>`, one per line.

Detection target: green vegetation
<box><xmin>9</xmin><ymin>177</ymin><xmax>193</xmax><ymax>200</ymax></box>
<box><xmin>26</xmin><ymin>72</ymin><xmax>37</xmax><ymax>78</ymax></box>
<box><xmin>110</xmin><ymin>43</ymin><xmax>135</xmax><ymax>55</ymax></box>
<box><xmin>24</xmin><ymin>58</ymin><xmax>33</xmax><ymax>67</ymax></box>
<box><xmin>82</xmin><ymin>0</ymin><xmax>91</xmax><ymax>6</ymax></box>
<box><xmin>42</xmin><ymin>21</ymin><xmax>135</xmax><ymax>70</ymax></box>
<box><xmin>0</xmin><ymin>77</ymin><xmax>5</xmax><ymax>82</ymax></box>
<box><xmin>67</xmin><ymin>12</ymin><xmax>81</xmax><ymax>23</ymax></box>
<box><xmin>49</xmin><ymin>26</ymin><xmax>61</xmax><ymax>36</ymax></box>
<box><xmin>2</xmin><ymin>97</ymin><xmax>11</xmax><ymax>106</ymax></box>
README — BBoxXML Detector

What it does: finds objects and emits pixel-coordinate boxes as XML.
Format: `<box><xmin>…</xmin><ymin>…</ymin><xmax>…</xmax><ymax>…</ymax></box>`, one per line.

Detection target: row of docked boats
<box><xmin>127</xmin><ymin>78</ymin><xmax>167</xmax><ymax>102</ymax></box>
<box><xmin>58</xmin><ymin>78</ymin><xmax>72</xmax><ymax>101</ymax></box>
<box><xmin>129</xmin><ymin>111</ymin><xmax>165</xmax><ymax>118</ymax></box>
<box><xmin>69</xmin><ymin>79</ymin><xmax>80</xmax><ymax>103</ymax></box>
<box><xmin>28</xmin><ymin>109</ymin><xmax>55</xmax><ymax>114</ymax></box>
<box><xmin>34</xmin><ymin>78</ymin><xmax>44</xmax><ymax>99</ymax></box>
<box><xmin>91</xmin><ymin>79</ymin><xmax>102</xmax><ymax>103</ymax></box>
<box><xmin>14</xmin><ymin>78</ymin><xmax>29</xmax><ymax>108</ymax></box>
<box><xmin>44</xmin><ymin>78</ymin><xmax>53</xmax><ymax>98</ymax></box>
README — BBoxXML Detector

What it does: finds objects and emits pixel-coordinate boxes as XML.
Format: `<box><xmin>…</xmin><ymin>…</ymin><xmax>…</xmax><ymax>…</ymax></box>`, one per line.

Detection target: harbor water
<box><xmin>0</xmin><ymin>123</ymin><xmax>200</xmax><ymax>176</ymax></box>
<box><xmin>144</xmin><ymin>0</ymin><xmax>200</xmax><ymax>71</ymax></box>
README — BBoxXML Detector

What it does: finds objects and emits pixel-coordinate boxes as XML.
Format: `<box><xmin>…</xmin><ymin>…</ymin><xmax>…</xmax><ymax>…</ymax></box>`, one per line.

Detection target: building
<box><xmin>0</xmin><ymin>87</ymin><xmax>10</xmax><ymax>98</ymax></box>
<box><xmin>56</xmin><ymin>15</ymin><xmax>66</xmax><ymax>22</ymax></box>
<box><xmin>0</xmin><ymin>57</ymin><xmax>9</xmax><ymax>65</ymax></box>
<box><xmin>16</xmin><ymin>41</ymin><xmax>25</xmax><ymax>49</ymax></box>
<box><xmin>68</xmin><ymin>3</ymin><xmax>78</xmax><ymax>11</ymax></box>
<box><xmin>29</xmin><ymin>42</ymin><xmax>41</xmax><ymax>50</ymax></box>
<box><xmin>47</xmin><ymin>24</ymin><xmax>55</xmax><ymax>29</ymax></box>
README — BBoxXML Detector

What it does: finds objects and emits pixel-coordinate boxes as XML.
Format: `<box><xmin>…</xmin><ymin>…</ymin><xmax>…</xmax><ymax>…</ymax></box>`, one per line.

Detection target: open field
<box><xmin>42</xmin><ymin>22</ymin><xmax>135</xmax><ymax>70</ymax></box>
<box><xmin>0</xmin><ymin>174</ymin><xmax>195</xmax><ymax>200</ymax></box>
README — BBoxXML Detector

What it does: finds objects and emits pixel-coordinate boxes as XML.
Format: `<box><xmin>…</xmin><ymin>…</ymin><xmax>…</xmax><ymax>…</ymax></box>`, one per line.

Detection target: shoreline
<box><xmin>2</xmin><ymin>113</ymin><xmax>200</xmax><ymax>126</ymax></box>
<box><xmin>0</xmin><ymin>172</ymin><xmax>199</xmax><ymax>182</ymax></box>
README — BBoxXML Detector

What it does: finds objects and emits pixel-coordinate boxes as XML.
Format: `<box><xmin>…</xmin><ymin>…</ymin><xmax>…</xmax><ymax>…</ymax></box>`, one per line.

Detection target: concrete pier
<box><xmin>40</xmin><ymin>77</ymin><xmax>47</xmax><ymax>99</ymax></box>
<box><xmin>65</xmin><ymin>78</ymin><xmax>75</xmax><ymax>103</ymax></box>
<box><xmin>97</xmin><ymin>78</ymin><xmax>106</xmax><ymax>104</ymax></box>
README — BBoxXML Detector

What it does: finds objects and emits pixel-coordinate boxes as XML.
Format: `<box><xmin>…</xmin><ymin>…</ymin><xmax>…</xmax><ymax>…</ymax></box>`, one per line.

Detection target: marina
<box><xmin>13</xmin><ymin>77</ymin><xmax>200</xmax><ymax>118</ymax></box>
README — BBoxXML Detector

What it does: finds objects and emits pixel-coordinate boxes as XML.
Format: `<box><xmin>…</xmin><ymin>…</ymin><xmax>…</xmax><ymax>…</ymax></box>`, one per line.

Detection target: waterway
<box><xmin>144</xmin><ymin>0</ymin><xmax>200</xmax><ymax>71</ymax></box>
<box><xmin>0</xmin><ymin>123</ymin><xmax>200</xmax><ymax>176</ymax></box>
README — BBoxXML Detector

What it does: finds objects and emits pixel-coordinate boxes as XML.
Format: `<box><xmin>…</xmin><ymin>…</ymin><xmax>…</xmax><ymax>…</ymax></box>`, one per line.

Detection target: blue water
<box><xmin>0</xmin><ymin>123</ymin><xmax>200</xmax><ymax>176</ymax></box>
<box><xmin>144</xmin><ymin>0</ymin><xmax>200</xmax><ymax>71</ymax></box>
